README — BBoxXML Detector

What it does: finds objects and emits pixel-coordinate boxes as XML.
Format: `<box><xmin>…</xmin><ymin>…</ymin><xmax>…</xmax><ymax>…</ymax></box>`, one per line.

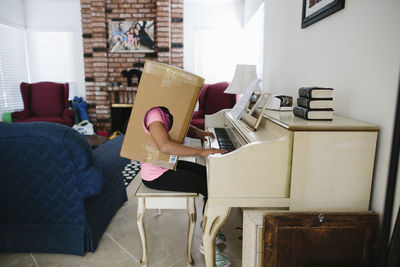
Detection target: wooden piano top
<box><xmin>262</xmin><ymin>110</ymin><xmax>379</xmax><ymax>132</ymax></box>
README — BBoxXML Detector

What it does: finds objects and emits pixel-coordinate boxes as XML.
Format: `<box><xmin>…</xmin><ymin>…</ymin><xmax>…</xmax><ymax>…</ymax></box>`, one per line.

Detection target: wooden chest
<box><xmin>263</xmin><ymin>212</ymin><xmax>378</xmax><ymax>267</ymax></box>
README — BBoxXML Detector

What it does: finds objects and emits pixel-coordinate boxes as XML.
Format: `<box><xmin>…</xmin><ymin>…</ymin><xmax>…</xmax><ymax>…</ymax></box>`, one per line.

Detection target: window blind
<box><xmin>27</xmin><ymin>31</ymin><xmax>74</xmax><ymax>83</ymax></box>
<box><xmin>0</xmin><ymin>24</ymin><xmax>28</xmax><ymax>115</ymax></box>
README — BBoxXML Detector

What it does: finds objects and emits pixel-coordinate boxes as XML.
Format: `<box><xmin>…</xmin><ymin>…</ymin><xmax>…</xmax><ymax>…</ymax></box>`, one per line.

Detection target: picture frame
<box><xmin>301</xmin><ymin>0</ymin><xmax>345</xmax><ymax>28</ymax></box>
<box><xmin>108</xmin><ymin>21</ymin><xmax>155</xmax><ymax>53</ymax></box>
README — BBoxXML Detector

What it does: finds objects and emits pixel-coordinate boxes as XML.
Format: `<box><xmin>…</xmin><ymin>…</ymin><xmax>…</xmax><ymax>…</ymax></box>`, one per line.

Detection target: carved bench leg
<box><xmin>202</xmin><ymin>204</ymin><xmax>231</xmax><ymax>267</ymax></box>
<box><xmin>137</xmin><ymin>197</ymin><xmax>148</xmax><ymax>266</ymax></box>
<box><xmin>186</xmin><ymin>197</ymin><xmax>196</xmax><ymax>266</ymax></box>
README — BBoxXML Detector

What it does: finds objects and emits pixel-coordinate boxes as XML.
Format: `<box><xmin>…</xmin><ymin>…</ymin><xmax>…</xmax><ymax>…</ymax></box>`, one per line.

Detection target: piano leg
<box><xmin>202</xmin><ymin>204</ymin><xmax>232</xmax><ymax>267</ymax></box>
<box><xmin>186</xmin><ymin>197</ymin><xmax>196</xmax><ymax>266</ymax></box>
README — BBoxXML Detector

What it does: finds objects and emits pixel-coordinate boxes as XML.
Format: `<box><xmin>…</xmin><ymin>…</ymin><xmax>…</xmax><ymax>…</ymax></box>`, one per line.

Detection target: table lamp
<box><xmin>224</xmin><ymin>64</ymin><xmax>261</xmax><ymax>94</ymax></box>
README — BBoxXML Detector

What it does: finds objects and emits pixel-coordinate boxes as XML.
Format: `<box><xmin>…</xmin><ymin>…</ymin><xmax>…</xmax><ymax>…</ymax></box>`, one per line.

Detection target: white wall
<box><xmin>185</xmin><ymin>0</ymin><xmax>260</xmax><ymax>84</ymax></box>
<box><xmin>23</xmin><ymin>0</ymin><xmax>85</xmax><ymax>98</ymax></box>
<box><xmin>184</xmin><ymin>0</ymin><xmax>244</xmax><ymax>83</ymax></box>
<box><xmin>264</xmin><ymin>0</ymin><xmax>400</xmax><ymax>227</ymax></box>
<box><xmin>184</xmin><ymin>0</ymin><xmax>265</xmax><ymax>84</ymax></box>
<box><xmin>0</xmin><ymin>0</ymin><xmax>25</xmax><ymax>27</ymax></box>
<box><xmin>243</xmin><ymin>0</ymin><xmax>263</xmax><ymax>26</ymax></box>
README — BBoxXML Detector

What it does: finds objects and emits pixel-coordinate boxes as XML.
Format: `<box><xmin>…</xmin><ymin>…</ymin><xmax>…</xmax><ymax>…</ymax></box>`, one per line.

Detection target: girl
<box><xmin>127</xmin><ymin>27</ymin><xmax>140</xmax><ymax>49</ymax></box>
<box><xmin>141</xmin><ymin>106</ymin><xmax>231</xmax><ymax>267</ymax></box>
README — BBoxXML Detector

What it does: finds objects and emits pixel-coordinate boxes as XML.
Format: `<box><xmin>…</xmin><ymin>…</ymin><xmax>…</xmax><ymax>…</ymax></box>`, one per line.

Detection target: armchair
<box><xmin>191</xmin><ymin>82</ymin><xmax>236</xmax><ymax>129</ymax></box>
<box><xmin>0</xmin><ymin>122</ymin><xmax>130</xmax><ymax>255</ymax></box>
<box><xmin>12</xmin><ymin>82</ymin><xmax>75</xmax><ymax>127</ymax></box>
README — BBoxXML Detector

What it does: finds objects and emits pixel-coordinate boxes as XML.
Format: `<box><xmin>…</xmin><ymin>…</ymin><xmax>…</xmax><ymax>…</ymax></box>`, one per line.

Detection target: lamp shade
<box><xmin>224</xmin><ymin>64</ymin><xmax>260</xmax><ymax>94</ymax></box>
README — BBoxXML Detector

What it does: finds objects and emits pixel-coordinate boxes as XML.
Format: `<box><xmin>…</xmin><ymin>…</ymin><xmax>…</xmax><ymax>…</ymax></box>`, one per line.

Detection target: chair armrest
<box><xmin>62</xmin><ymin>108</ymin><xmax>75</xmax><ymax>119</ymax></box>
<box><xmin>0</xmin><ymin>122</ymin><xmax>103</xmax><ymax>223</ymax></box>
<box><xmin>62</xmin><ymin>127</ymin><xmax>103</xmax><ymax>198</ymax></box>
<box><xmin>12</xmin><ymin>109</ymin><xmax>31</xmax><ymax>121</ymax></box>
<box><xmin>92</xmin><ymin>135</ymin><xmax>130</xmax><ymax>185</ymax></box>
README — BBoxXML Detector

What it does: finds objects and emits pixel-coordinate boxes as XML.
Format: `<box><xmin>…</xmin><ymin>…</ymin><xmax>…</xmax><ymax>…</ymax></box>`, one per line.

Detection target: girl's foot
<box><xmin>199</xmin><ymin>245</ymin><xmax>231</xmax><ymax>267</ymax></box>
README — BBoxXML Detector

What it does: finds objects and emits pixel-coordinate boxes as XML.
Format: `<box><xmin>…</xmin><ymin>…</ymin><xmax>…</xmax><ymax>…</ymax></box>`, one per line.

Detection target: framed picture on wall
<box><xmin>301</xmin><ymin>0</ymin><xmax>345</xmax><ymax>28</ymax></box>
<box><xmin>108</xmin><ymin>21</ymin><xmax>155</xmax><ymax>53</ymax></box>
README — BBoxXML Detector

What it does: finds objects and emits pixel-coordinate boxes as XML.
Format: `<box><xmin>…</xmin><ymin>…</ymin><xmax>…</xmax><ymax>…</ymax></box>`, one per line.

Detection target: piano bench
<box><xmin>134</xmin><ymin>177</ymin><xmax>198</xmax><ymax>267</ymax></box>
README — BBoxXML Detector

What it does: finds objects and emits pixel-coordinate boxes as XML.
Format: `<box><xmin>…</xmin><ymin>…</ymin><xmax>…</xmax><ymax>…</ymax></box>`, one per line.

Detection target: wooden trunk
<box><xmin>263</xmin><ymin>212</ymin><xmax>378</xmax><ymax>267</ymax></box>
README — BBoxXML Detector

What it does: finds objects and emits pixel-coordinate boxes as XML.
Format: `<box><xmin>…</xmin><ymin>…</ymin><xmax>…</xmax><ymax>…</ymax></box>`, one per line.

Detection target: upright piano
<box><xmin>201</xmin><ymin>108</ymin><xmax>378</xmax><ymax>267</ymax></box>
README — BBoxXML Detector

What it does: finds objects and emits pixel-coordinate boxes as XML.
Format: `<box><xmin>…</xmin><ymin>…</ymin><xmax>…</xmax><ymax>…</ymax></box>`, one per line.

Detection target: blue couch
<box><xmin>0</xmin><ymin>122</ymin><xmax>130</xmax><ymax>255</ymax></box>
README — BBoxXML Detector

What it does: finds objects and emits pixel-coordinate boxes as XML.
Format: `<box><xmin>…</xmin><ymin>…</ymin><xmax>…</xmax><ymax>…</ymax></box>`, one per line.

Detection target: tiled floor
<box><xmin>0</xmin><ymin>176</ymin><xmax>244</xmax><ymax>267</ymax></box>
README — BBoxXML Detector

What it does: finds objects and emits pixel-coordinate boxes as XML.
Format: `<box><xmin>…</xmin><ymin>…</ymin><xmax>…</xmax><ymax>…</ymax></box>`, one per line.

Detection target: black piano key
<box><xmin>215</xmin><ymin>127</ymin><xmax>235</xmax><ymax>152</ymax></box>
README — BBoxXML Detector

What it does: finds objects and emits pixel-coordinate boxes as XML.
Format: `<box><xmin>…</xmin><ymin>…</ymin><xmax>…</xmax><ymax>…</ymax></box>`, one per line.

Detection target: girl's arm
<box><xmin>149</xmin><ymin>121</ymin><xmax>225</xmax><ymax>157</ymax></box>
<box><xmin>144</xmin><ymin>28</ymin><xmax>154</xmax><ymax>41</ymax></box>
<box><xmin>187</xmin><ymin>125</ymin><xmax>215</xmax><ymax>141</ymax></box>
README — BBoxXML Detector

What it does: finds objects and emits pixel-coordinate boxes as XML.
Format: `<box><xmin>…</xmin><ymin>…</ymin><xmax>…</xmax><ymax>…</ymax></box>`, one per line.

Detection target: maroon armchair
<box><xmin>12</xmin><ymin>82</ymin><xmax>74</xmax><ymax>127</ymax></box>
<box><xmin>191</xmin><ymin>82</ymin><xmax>236</xmax><ymax>130</ymax></box>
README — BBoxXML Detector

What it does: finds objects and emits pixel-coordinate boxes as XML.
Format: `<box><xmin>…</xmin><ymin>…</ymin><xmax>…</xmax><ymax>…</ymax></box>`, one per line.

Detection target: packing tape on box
<box><xmin>144</xmin><ymin>143</ymin><xmax>159</xmax><ymax>162</ymax></box>
<box><xmin>144</xmin><ymin>62</ymin><xmax>204</xmax><ymax>87</ymax></box>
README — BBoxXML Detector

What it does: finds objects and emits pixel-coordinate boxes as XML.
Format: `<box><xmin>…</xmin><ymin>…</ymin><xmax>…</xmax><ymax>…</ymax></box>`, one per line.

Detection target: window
<box><xmin>194</xmin><ymin>28</ymin><xmax>239</xmax><ymax>83</ymax></box>
<box><xmin>0</xmin><ymin>24</ymin><xmax>28</xmax><ymax>115</ymax></box>
<box><xmin>27</xmin><ymin>31</ymin><xmax>74</xmax><ymax>83</ymax></box>
<box><xmin>0</xmin><ymin>27</ymin><xmax>76</xmax><ymax>116</ymax></box>
<box><xmin>194</xmin><ymin>2</ymin><xmax>264</xmax><ymax>84</ymax></box>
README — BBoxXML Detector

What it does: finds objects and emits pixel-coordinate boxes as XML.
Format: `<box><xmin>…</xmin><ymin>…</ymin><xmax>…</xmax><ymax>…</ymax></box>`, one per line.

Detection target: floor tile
<box><xmin>0</xmin><ymin>253</ymin><xmax>37</xmax><ymax>267</ymax></box>
<box><xmin>32</xmin><ymin>234</ymin><xmax>139</xmax><ymax>267</ymax></box>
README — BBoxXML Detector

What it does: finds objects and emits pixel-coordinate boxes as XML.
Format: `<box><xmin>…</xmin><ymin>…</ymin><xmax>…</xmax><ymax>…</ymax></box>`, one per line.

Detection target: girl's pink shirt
<box><xmin>140</xmin><ymin>107</ymin><xmax>171</xmax><ymax>181</ymax></box>
<box><xmin>127</xmin><ymin>34</ymin><xmax>135</xmax><ymax>45</ymax></box>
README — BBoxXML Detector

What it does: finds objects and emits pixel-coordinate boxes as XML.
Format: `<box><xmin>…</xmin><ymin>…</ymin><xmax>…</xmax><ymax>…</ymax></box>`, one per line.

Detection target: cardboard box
<box><xmin>120</xmin><ymin>61</ymin><xmax>204</xmax><ymax>169</ymax></box>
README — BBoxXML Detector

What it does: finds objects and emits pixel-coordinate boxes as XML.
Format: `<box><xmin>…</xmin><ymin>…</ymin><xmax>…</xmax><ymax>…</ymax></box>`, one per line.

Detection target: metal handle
<box><xmin>319</xmin><ymin>213</ymin><xmax>324</xmax><ymax>223</ymax></box>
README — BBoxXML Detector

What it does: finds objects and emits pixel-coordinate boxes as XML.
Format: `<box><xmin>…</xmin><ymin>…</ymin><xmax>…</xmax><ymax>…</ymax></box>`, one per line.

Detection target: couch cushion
<box><xmin>31</xmin><ymin>83</ymin><xmax>64</xmax><ymax>117</ymax></box>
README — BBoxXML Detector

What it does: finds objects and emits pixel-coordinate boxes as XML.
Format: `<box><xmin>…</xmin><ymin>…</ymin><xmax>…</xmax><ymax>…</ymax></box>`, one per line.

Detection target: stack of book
<box><xmin>293</xmin><ymin>87</ymin><xmax>334</xmax><ymax>120</ymax></box>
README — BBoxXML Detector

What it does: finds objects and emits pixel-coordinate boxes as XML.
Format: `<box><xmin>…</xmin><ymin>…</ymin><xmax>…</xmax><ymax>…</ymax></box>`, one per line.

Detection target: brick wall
<box><xmin>80</xmin><ymin>0</ymin><xmax>183</xmax><ymax>132</ymax></box>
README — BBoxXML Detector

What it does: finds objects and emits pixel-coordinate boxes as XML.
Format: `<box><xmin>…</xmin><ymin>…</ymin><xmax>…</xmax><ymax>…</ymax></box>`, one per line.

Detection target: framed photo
<box><xmin>301</xmin><ymin>0</ymin><xmax>345</xmax><ymax>28</ymax></box>
<box><xmin>108</xmin><ymin>21</ymin><xmax>154</xmax><ymax>53</ymax></box>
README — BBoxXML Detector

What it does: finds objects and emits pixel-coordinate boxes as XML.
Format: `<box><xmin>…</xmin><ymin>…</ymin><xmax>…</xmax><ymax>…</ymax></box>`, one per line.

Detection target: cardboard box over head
<box><xmin>120</xmin><ymin>61</ymin><xmax>205</xmax><ymax>170</ymax></box>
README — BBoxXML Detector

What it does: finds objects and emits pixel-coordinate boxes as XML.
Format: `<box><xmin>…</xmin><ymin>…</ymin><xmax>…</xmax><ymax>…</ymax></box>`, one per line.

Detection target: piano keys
<box><xmin>208</xmin><ymin>127</ymin><xmax>240</xmax><ymax>152</ymax></box>
<box><xmin>213</xmin><ymin>128</ymin><xmax>236</xmax><ymax>152</ymax></box>
<box><xmin>201</xmin><ymin>108</ymin><xmax>379</xmax><ymax>267</ymax></box>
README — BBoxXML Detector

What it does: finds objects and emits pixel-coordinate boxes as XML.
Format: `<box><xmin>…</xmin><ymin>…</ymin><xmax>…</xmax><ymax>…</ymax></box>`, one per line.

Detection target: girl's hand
<box><xmin>188</xmin><ymin>125</ymin><xmax>217</xmax><ymax>141</ymax></box>
<box><xmin>202</xmin><ymin>131</ymin><xmax>215</xmax><ymax>141</ymax></box>
<box><xmin>200</xmin><ymin>148</ymin><xmax>226</xmax><ymax>157</ymax></box>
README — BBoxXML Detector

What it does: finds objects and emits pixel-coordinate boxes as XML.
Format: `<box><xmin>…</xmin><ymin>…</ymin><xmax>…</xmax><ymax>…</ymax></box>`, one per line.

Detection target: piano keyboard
<box><xmin>214</xmin><ymin>128</ymin><xmax>236</xmax><ymax>152</ymax></box>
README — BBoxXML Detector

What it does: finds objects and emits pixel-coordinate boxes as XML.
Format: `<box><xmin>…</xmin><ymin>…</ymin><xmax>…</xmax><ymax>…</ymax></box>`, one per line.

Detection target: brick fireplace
<box><xmin>80</xmin><ymin>0</ymin><xmax>183</xmax><ymax>132</ymax></box>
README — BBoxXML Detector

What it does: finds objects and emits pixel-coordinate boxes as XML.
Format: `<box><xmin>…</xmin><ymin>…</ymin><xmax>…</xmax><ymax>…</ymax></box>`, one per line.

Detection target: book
<box><xmin>298</xmin><ymin>87</ymin><xmax>333</xmax><ymax>99</ymax></box>
<box><xmin>297</xmin><ymin>97</ymin><xmax>333</xmax><ymax>109</ymax></box>
<box><xmin>293</xmin><ymin>106</ymin><xmax>333</xmax><ymax>120</ymax></box>
<box><xmin>260</xmin><ymin>94</ymin><xmax>293</xmax><ymax>111</ymax></box>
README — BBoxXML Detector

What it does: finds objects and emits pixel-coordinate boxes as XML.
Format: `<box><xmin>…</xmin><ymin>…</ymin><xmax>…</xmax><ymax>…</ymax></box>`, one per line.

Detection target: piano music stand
<box><xmin>240</xmin><ymin>93</ymin><xmax>271</xmax><ymax>131</ymax></box>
